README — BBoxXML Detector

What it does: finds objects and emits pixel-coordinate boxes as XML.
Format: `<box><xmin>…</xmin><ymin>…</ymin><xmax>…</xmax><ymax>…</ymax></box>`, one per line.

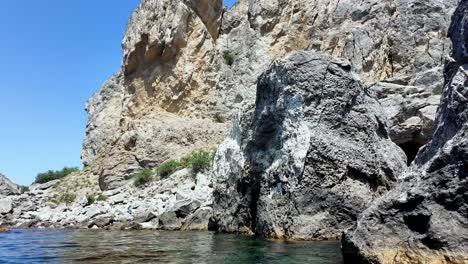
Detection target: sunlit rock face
<box><xmin>82</xmin><ymin>0</ymin><xmax>456</xmax><ymax>190</ymax></box>
<box><xmin>83</xmin><ymin>0</ymin><xmax>228</xmax><ymax>190</ymax></box>
<box><xmin>211</xmin><ymin>51</ymin><xmax>407</xmax><ymax>240</ymax></box>
<box><xmin>0</xmin><ymin>174</ymin><xmax>20</xmax><ymax>196</ymax></box>
<box><xmin>342</xmin><ymin>1</ymin><xmax>468</xmax><ymax>263</ymax></box>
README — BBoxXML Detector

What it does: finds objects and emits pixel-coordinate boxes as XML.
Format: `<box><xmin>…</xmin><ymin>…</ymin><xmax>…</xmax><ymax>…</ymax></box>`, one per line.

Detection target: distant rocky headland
<box><xmin>1</xmin><ymin>0</ymin><xmax>467</xmax><ymax>263</ymax></box>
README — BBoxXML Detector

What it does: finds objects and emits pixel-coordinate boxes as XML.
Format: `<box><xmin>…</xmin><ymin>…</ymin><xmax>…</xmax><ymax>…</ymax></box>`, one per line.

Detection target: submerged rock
<box><xmin>211</xmin><ymin>51</ymin><xmax>407</xmax><ymax>240</ymax></box>
<box><xmin>342</xmin><ymin>2</ymin><xmax>468</xmax><ymax>263</ymax></box>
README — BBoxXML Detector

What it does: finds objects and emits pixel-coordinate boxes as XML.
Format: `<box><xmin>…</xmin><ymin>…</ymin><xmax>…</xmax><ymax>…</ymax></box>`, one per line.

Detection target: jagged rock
<box><xmin>172</xmin><ymin>199</ymin><xmax>202</xmax><ymax>219</ymax></box>
<box><xmin>158</xmin><ymin>211</ymin><xmax>183</xmax><ymax>230</ymax></box>
<box><xmin>81</xmin><ymin>72</ymin><xmax>125</xmax><ymax>166</ymax></box>
<box><xmin>181</xmin><ymin>207</ymin><xmax>212</xmax><ymax>231</ymax></box>
<box><xmin>0</xmin><ymin>174</ymin><xmax>20</xmax><ymax>196</ymax></box>
<box><xmin>82</xmin><ymin>0</ymin><xmax>456</xmax><ymax>190</ymax></box>
<box><xmin>373</xmin><ymin>82</ymin><xmax>441</xmax><ymax>148</ymax></box>
<box><xmin>342</xmin><ymin>2</ymin><xmax>468</xmax><ymax>263</ymax></box>
<box><xmin>211</xmin><ymin>51</ymin><xmax>407</xmax><ymax>240</ymax></box>
<box><xmin>30</xmin><ymin>180</ymin><xmax>60</xmax><ymax>191</ymax></box>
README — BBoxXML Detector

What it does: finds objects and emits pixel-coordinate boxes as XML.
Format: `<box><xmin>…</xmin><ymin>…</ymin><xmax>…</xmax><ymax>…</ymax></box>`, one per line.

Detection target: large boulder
<box><xmin>342</xmin><ymin>2</ymin><xmax>468</xmax><ymax>263</ymax></box>
<box><xmin>0</xmin><ymin>198</ymin><xmax>13</xmax><ymax>215</ymax></box>
<box><xmin>211</xmin><ymin>51</ymin><xmax>407</xmax><ymax>240</ymax></box>
<box><xmin>0</xmin><ymin>174</ymin><xmax>20</xmax><ymax>196</ymax></box>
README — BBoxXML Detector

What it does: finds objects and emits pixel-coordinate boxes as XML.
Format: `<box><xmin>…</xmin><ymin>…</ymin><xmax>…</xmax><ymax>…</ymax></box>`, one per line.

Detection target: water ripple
<box><xmin>0</xmin><ymin>229</ymin><xmax>343</xmax><ymax>264</ymax></box>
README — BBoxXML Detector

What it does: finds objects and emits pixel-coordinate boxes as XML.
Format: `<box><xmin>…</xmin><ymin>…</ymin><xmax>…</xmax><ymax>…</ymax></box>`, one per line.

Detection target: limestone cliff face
<box><xmin>82</xmin><ymin>0</ymin><xmax>456</xmax><ymax>190</ymax></box>
<box><xmin>83</xmin><ymin>0</ymin><xmax>228</xmax><ymax>190</ymax></box>
<box><xmin>342</xmin><ymin>1</ymin><xmax>468</xmax><ymax>262</ymax></box>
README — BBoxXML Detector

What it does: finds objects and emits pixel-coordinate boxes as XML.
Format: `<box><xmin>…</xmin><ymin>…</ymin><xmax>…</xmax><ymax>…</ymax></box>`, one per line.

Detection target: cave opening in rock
<box><xmin>399</xmin><ymin>141</ymin><xmax>423</xmax><ymax>165</ymax></box>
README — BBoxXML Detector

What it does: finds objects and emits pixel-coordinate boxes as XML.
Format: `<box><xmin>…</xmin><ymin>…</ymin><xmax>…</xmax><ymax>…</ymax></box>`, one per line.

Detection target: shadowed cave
<box><xmin>399</xmin><ymin>141</ymin><xmax>423</xmax><ymax>165</ymax></box>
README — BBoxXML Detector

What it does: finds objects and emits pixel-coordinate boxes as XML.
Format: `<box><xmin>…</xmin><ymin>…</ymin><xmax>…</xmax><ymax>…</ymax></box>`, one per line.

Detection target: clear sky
<box><xmin>0</xmin><ymin>1</ymin><xmax>238</xmax><ymax>186</ymax></box>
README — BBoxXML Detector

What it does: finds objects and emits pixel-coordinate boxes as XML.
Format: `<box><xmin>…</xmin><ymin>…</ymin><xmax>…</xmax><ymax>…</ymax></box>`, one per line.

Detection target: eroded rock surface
<box><xmin>0</xmin><ymin>174</ymin><xmax>20</xmax><ymax>196</ymax></box>
<box><xmin>342</xmin><ymin>2</ymin><xmax>468</xmax><ymax>262</ymax></box>
<box><xmin>211</xmin><ymin>51</ymin><xmax>407</xmax><ymax>240</ymax></box>
<box><xmin>82</xmin><ymin>0</ymin><xmax>456</xmax><ymax>190</ymax></box>
<box><xmin>216</xmin><ymin>0</ymin><xmax>457</xmax><ymax>146</ymax></box>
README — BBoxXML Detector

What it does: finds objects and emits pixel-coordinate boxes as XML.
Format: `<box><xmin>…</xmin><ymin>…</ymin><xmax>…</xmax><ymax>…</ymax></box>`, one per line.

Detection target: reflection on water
<box><xmin>0</xmin><ymin>229</ymin><xmax>343</xmax><ymax>264</ymax></box>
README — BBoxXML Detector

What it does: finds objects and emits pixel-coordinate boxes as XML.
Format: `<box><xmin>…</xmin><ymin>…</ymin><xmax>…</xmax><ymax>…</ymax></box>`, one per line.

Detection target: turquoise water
<box><xmin>0</xmin><ymin>229</ymin><xmax>343</xmax><ymax>263</ymax></box>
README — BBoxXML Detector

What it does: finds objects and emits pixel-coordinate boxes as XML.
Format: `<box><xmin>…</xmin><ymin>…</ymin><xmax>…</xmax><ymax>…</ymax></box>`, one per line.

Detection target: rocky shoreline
<box><xmin>1</xmin><ymin>0</ymin><xmax>468</xmax><ymax>263</ymax></box>
<box><xmin>1</xmin><ymin>168</ymin><xmax>214</xmax><ymax>231</ymax></box>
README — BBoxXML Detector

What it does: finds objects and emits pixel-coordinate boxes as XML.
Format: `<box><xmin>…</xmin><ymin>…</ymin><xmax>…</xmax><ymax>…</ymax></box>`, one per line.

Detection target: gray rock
<box><xmin>0</xmin><ymin>198</ymin><xmax>13</xmax><ymax>214</ymax></box>
<box><xmin>172</xmin><ymin>199</ymin><xmax>202</xmax><ymax>219</ymax></box>
<box><xmin>30</xmin><ymin>180</ymin><xmax>60</xmax><ymax>191</ymax></box>
<box><xmin>372</xmin><ymin>82</ymin><xmax>441</xmax><ymax>148</ymax></box>
<box><xmin>81</xmin><ymin>72</ymin><xmax>125</xmax><ymax>166</ymax></box>
<box><xmin>342</xmin><ymin>2</ymin><xmax>468</xmax><ymax>262</ymax></box>
<box><xmin>0</xmin><ymin>174</ymin><xmax>20</xmax><ymax>196</ymax></box>
<box><xmin>181</xmin><ymin>207</ymin><xmax>212</xmax><ymax>231</ymax></box>
<box><xmin>211</xmin><ymin>51</ymin><xmax>407</xmax><ymax>239</ymax></box>
<box><xmin>102</xmin><ymin>188</ymin><xmax>121</xmax><ymax>197</ymax></box>
<box><xmin>158</xmin><ymin>211</ymin><xmax>183</xmax><ymax>231</ymax></box>
<box><xmin>78</xmin><ymin>196</ymin><xmax>88</xmax><ymax>207</ymax></box>
<box><xmin>85</xmin><ymin>205</ymin><xmax>108</xmax><ymax>219</ymax></box>
<box><xmin>88</xmin><ymin>216</ymin><xmax>113</xmax><ymax>228</ymax></box>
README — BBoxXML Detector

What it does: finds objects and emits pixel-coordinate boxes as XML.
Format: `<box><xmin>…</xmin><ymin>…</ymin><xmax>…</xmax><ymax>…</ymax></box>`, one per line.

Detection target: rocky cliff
<box><xmin>211</xmin><ymin>51</ymin><xmax>407</xmax><ymax>239</ymax></box>
<box><xmin>2</xmin><ymin>0</ymin><xmax>468</xmax><ymax>262</ymax></box>
<box><xmin>82</xmin><ymin>0</ymin><xmax>456</xmax><ymax>190</ymax></box>
<box><xmin>342</xmin><ymin>1</ymin><xmax>468</xmax><ymax>263</ymax></box>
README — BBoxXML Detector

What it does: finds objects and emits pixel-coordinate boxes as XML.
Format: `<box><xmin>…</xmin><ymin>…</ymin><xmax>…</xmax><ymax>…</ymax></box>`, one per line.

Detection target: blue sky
<box><xmin>0</xmin><ymin>1</ymin><xmax>238</xmax><ymax>186</ymax></box>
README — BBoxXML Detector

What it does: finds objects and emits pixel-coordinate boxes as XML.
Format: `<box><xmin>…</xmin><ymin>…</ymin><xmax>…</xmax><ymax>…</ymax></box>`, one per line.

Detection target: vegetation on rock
<box><xmin>97</xmin><ymin>194</ymin><xmax>107</xmax><ymax>202</ymax></box>
<box><xmin>157</xmin><ymin>160</ymin><xmax>181</xmax><ymax>179</ymax></box>
<box><xmin>57</xmin><ymin>192</ymin><xmax>77</xmax><ymax>206</ymax></box>
<box><xmin>35</xmin><ymin>167</ymin><xmax>80</xmax><ymax>184</ymax></box>
<box><xmin>223</xmin><ymin>51</ymin><xmax>234</xmax><ymax>66</ymax></box>
<box><xmin>133</xmin><ymin>169</ymin><xmax>153</xmax><ymax>187</ymax></box>
<box><xmin>186</xmin><ymin>150</ymin><xmax>214</xmax><ymax>174</ymax></box>
<box><xmin>86</xmin><ymin>194</ymin><xmax>96</xmax><ymax>205</ymax></box>
<box><xmin>20</xmin><ymin>186</ymin><xmax>29</xmax><ymax>193</ymax></box>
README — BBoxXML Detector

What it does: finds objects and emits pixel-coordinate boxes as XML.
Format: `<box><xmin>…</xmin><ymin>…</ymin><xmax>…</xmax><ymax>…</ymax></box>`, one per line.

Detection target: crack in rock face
<box><xmin>342</xmin><ymin>1</ymin><xmax>468</xmax><ymax>263</ymax></box>
<box><xmin>211</xmin><ymin>52</ymin><xmax>407</xmax><ymax>240</ymax></box>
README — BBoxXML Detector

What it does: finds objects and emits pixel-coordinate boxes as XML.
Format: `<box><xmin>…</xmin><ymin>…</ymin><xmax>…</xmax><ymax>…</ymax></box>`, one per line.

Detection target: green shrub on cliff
<box><xmin>133</xmin><ymin>169</ymin><xmax>153</xmax><ymax>187</ymax></box>
<box><xmin>58</xmin><ymin>192</ymin><xmax>76</xmax><ymax>206</ymax></box>
<box><xmin>35</xmin><ymin>167</ymin><xmax>80</xmax><ymax>184</ymax></box>
<box><xmin>97</xmin><ymin>194</ymin><xmax>107</xmax><ymax>202</ymax></box>
<box><xmin>157</xmin><ymin>160</ymin><xmax>181</xmax><ymax>179</ymax></box>
<box><xmin>187</xmin><ymin>150</ymin><xmax>214</xmax><ymax>174</ymax></box>
<box><xmin>20</xmin><ymin>186</ymin><xmax>29</xmax><ymax>193</ymax></box>
<box><xmin>86</xmin><ymin>194</ymin><xmax>96</xmax><ymax>205</ymax></box>
<box><xmin>223</xmin><ymin>51</ymin><xmax>234</xmax><ymax>66</ymax></box>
